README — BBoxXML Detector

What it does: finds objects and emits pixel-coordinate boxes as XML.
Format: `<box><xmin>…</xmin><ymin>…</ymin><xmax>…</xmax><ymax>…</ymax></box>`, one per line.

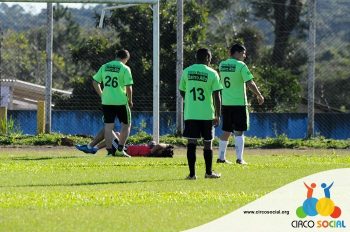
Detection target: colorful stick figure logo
<box><xmin>296</xmin><ymin>181</ymin><xmax>342</xmax><ymax>219</ymax></box>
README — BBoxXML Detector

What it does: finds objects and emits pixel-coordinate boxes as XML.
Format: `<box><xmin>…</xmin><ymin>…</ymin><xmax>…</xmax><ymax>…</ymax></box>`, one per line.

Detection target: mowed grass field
<box><xmin>0</xmin><ymin>147</ymin><xmax>349</xmax><ymax>232</ymax></box>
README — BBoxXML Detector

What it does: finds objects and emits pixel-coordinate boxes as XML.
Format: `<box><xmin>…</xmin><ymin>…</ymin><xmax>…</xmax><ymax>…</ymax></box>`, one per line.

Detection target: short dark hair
<box><xmin>196</xmin><ymin>48</ymin><xmax>211</xmax><ymax>63</ymax></box>
<box><xmin>230</xmin><ymin>44</ymin><xmax>246</xmax><ymax>55</ymax></box>
<box><xmin>116</xmin><ymin>49</ymin><xmax>130</xmax><ymax>59</ymax></box>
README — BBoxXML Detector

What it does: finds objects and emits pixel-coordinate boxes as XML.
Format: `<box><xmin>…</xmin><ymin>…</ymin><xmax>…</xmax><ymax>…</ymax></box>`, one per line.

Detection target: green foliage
<box><xmin>127</xmin><ymin>131</ymin><xmax>153</xmax><ymax>145</ymax></box>
<box><xmin>132</xmin><ymin>119</ymin><xmax>148</xmax><ymax>134</ymax></box>
<box><xmin>314</xmin><ymin>43</ymin><xmax>350</xmax><ymax>112</ymax></box>
<box><xmin>0</xmin><ymin>3</ymin><xmax>44</xmax><ymax>30</ymax></box>
<box><xmin>159</xmin><ymin>134</ymin><xmax>187</xmax><ymax>146</ymax></box>
<box><xmin>261</xmin><ymin>134</ymin><xmax>297</xmax><ymax>149</ymax></box>
<box><xmin>0</xmin><ymin>133</ymin><xmax>91</xmax><ymax>146</ymax></box>
<box><xmin>1</xmin><ymin>4</ymin><xmax>86</xmax><ymax>90</ymax></box>
<box><xmin>0</xmin><ymin>116</ymin><xmax>22</xmax><ymax>137</ymax></box>
<box><xmin>53</xmin><ymin>76</ymin><xmax>101</xmax><ymax>110</ymax></box>
<box><xmin>236</xmin><ymin>27</ymin><xmax>264</xmax><ymax>63</ymax></box>
<box><xmin>251</xmin><ymin>65</ymin><xmax>302</xmax><ymax>112</ymax></box>
<box><xmin>1</xmin><ymin>133</ymin><xmax>349</xmax><ymax>149</ymax></box>
<box><xmin>250</xmin><ymin>0</ymin><xmax>304</xmax><ymax>66</ymax></box>
<box><xmin>71</xmin><ymin>34</ymin><xmax>118</xmax><ymax>71</ymax></box>
<box><xmin>1</xmin><ymin>30</ymin><xmax>45</xmax><ymax>85</ymax></box>
<box><xmin>315</xmin><ymin>76</ymin><xmax>350</xmax><ymax>112</ymax></box>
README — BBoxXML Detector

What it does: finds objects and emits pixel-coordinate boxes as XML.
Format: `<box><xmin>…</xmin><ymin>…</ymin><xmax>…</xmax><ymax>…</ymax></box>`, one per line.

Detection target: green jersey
<box><xmin>93</xmin><ymin>60</ymin><xmax>133</xmax><ymax>105</ymax></box>
<box><xmin>219</xmin><ymin>58</ymin><xmax>253</xmax><ymax>105</ymax></box>
<box><xmin>179</xmin><ymin>64</ymin><xmax>223</xmax><ymax>120</ymax></box>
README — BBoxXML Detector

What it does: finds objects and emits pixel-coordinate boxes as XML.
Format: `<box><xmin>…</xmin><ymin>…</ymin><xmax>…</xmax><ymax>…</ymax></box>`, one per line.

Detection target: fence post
<box><xmin>45</xmin><ymin>3</ymin><xmax>53</xmax><ymax>134</ymax></box>
<box><xmin>307</xmin><ymin>0</ymin><xmax>316</xmax><ymax>138</ymax></box>
<box><xmin>0</xmin><ymin>106</ymin><xmax>7</xmax><ymax>134</ymax></box>
<box><xmin>176</xmin><ymin>0</ymin><xmax>184</xmax><ymax>135</ymax></box>
<box><xmin>152</xmin><ymin>1</ymin><xmax>160</xmax><ymax>143</ymax></box>
<box><xmin>37</xmin><ymin>101</ymin><xmax>45</xmax><ymax>134</ymax></box>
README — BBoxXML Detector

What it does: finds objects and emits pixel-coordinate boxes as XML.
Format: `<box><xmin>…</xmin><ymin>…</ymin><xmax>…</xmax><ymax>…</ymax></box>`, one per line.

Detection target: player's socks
<box><xmin>203</xmin><ymin>149</ymin><xmax>213</xmax><ymax>175</ymax></box>
<box><xmin>218</xmin><ymin>140</ymin><xmax>228</xmax><ymax>160</ymax></box>
<box><xmin>187</xmin><ymin>143</ymin><xmax>196</xmax><ymax>177</ymax></box>
<box><xmin>235</xmin><ymin>135</ymin><xmax>245</xmax><ymax>161</ymax></box>
<box><xmin>112</xmin><ymin>138</ymin><xmax>119</xmax><ymax>150</ymax></box>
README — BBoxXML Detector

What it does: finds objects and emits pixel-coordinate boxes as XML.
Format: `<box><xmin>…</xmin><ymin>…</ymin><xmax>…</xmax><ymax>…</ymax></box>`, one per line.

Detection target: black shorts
<box><xmin>102</xmin><ymin>104</ymin><xmax>131</xmax><ymax>124</ymax></box>
<box><xmin>183</xmin><ymin>120</ymin><xmax>214</xmax><ymax>141</ymax></box>
<box><xmin>221</xmin><ymin>105</ymin><xmax>249</xmax><ymax>132</ymax></box>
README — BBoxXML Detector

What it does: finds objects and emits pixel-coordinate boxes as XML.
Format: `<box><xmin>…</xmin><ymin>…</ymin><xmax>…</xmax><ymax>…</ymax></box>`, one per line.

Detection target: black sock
<box><xmin>112</xmin><ymin>138</ymin><xmax>119</xmax><ymax>150</ymax></box>
<box><xmin>111</xmin><ymin>139</ymin><xmax>119</xmax><ymax>154</ymax></box>
<box><xmin>187</xmin><ymin>143</ymin><xmax>197</xmax><ymax>177</ymax></box>
<box><xmin>117</xmin><ymin>144</ymin><xmax>124</xmax><ymax>152</ymax></box>
<box><xmin>203</xmin><ymin>149</ymin><xmax>213</xmax><ymax>175</ymax></box>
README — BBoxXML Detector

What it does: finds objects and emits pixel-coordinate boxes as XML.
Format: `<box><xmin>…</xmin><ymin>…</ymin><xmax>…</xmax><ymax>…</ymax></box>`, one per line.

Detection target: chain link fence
<box><xmin>0</xmin><ymin>1</ymin><xmax>349</xmax><ymax>139</ymax></box>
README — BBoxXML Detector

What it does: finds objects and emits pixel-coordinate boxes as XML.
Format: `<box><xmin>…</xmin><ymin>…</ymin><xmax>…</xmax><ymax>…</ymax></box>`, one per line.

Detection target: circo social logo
<box><xmin>296</xmin><ymin>181</ymin><xmax>341</xmax><ymax>218</ymax></box>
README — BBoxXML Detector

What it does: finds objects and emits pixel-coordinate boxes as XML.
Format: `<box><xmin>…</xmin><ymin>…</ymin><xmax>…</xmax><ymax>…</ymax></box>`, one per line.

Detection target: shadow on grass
<box><xmin>0</xmin><ymin>178</ymin><xmax>185</xmax><ymax>188</ymax></box>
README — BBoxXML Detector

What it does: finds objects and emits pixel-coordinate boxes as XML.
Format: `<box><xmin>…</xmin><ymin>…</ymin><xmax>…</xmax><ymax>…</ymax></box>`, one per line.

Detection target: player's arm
<box><xmin>92</xmin><ymin>80</ymin><xmax>102</xmax><ymax>97</ymax></box>
<box><xmin>92</xmin><ymin>67</ymin><xmax>103</xmax><ymax>97</ymax></box>
<box><xmin>179</xmin><ymin>70</ymin><xmax>186</xmax><ymax>99</ymax></box>
<box><xmin>212</xmin><ymin>90</ymin><xmax>221</xmax><ymax>127</ymax></box>
<box><xmin>246</xmin><ymin>80</ymin><xmax>264</xmax><ymax>105</ymax></box>
<box><xmin>126</xmin><ymin>85</ymin><xmax>133</xmax><ymax>108</ymax></box>
<box><xmin>179</xmin><ymin>90</ymin><xmax>185</xmax><ymax>99</ymax></box>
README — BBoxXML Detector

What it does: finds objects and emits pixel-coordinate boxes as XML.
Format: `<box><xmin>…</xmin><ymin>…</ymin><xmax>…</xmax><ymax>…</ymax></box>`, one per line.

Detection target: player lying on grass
<box><xmin>75</xmin><ymin>128</ymin><xmax>173</xmax><ymax>157</ymax></box>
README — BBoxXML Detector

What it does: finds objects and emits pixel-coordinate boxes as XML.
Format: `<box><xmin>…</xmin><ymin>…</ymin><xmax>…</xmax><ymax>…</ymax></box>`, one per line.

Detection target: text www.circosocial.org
<box><xmin>243</xmin><ymin>210</ymin><xmax>290</xmax><ymax>215</ymax></box>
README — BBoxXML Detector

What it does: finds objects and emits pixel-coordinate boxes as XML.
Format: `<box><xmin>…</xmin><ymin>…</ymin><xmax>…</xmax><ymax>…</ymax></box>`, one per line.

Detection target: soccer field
<box><xmin>0</xmin><ymin>147</ymin><xmax>349</xmax><ymax>231</ymax></box>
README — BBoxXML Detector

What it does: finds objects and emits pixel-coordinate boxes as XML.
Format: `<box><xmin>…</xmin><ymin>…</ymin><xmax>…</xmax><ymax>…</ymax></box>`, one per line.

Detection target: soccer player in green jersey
<box><xmin>179</xmin><ymin>48</ymin><xmax>223</xmax><ymax>179</ymax></box>
<box><xmin>92</xmin><ymin>49</ymin><xmax>133</xmax><ymax>157</ymax></box>
<box><xmin>217</xmin><ymin>44</ymin><xmax>264</xmax><ymax>165</ymax></box>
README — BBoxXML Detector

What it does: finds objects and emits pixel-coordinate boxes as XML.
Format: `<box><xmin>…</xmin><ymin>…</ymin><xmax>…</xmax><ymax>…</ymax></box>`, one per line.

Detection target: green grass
<box><xmin>0</xmin><ymin>148</ymin><xmax>350</xmax><ymax>231</ymax></box>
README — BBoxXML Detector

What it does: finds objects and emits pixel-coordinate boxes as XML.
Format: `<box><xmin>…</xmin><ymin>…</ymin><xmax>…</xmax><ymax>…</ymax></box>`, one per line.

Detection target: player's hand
<box><xmin>257</xmin><ymin>94</ymin><xmax>264</xmax><ymax>105</ymax></box>
<box><xmin>213</xmin><ymin>117</ymin><xmax>220</xmax><ymax>127</ymax></box>
<box><xmin>128</xmin><ymin>101</ymin><xmax>133</xmax><ymax>108</ymax></box>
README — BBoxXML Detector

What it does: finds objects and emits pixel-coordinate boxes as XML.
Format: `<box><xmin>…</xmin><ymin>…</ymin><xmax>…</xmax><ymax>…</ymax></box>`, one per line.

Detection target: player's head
<box><xmin>116</xmin><ymin>49</ymin><xmax>130</xmax><ymax>64</ymax></box>
<box><xmin>195</xmin><ymin>48</ymin><xmax>212</xmax><ymax>65</ymax></box>
<box><xmin>148</xmin><ymin>140</ymin><xmax>156</xmax><ymax>148</ymax></box>
<box><xmin>230</xmin><ymin>43</ymin><xmax>246</xmax><ymax>61</ymax></box>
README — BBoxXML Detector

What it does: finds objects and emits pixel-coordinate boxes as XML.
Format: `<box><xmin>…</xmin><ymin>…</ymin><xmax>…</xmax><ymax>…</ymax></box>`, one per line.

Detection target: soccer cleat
<box><xmin>205</xmin><ymin>172</ymin><xmax>221</xmax><ymax>179</ymax></box>
<box><xmin>185</xmin><ymin>175</ymin><xmax>197</xmax><ymax>180</ymax></box>
<box><xmin>114</xmin><ymin>149</ymin><xmax>131</xmax><ymax>158</ymax></box>
<box><xmin>75</xmin><ymin>144</ymin><xmax>98</xmax><ymax>154</ymax></box>
<box><xmin>236</xmin><ymin>159</ymin><xmax>248</xmax><ymax>165</ymax></box>
<box><xmin>106</xmin><ymin>153</ymin><xmax>113</xmax><ymax>157</ymax></box>
<box><xmin>216</xmin><ymin>158</ymin><xmax>232</xmax><ymax>164</ymax></box>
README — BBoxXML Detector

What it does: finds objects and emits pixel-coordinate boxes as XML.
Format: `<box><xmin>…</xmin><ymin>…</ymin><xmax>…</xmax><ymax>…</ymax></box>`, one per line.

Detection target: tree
<box><xmin>69</xmin><ymin>0</ymin><xmax>208</xmax><ymax>111</ymax></box>
<box><xmin>316</xmin><ymin>76</ymin><xmax>350</xmax><ymax>112</ymax></box>
<box><xmin>0</xmin><ymin>3</ymin><xmax>87</xmax><ymax>91</ymax></box>
<box><xmin>236</xmin><ymin>26</ymin><xmax>264</xmax><ymax>64</ymax></box>
<box><xmin>0</xmin><ymin>3</ymin><xmax>43</xmax><ymax>31</ymax></box>
<box><xmin>1</xmin><ymin>30</ymin><xmax>46</xmax><ymax>85</ymax></box>
<box><xmin>250</xmin><ymin>65</ymin><xmax>301</xmax><ymax>112</ymax></box>
<box><xmin>55</xmin><ymin>33</ymin><xmax>119</xmax><ymax>110</ymax></box>
<box><xmin>251</xmin><ymin>0</ymin><xmax>303</xmax><ymax>67</ymax></box>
